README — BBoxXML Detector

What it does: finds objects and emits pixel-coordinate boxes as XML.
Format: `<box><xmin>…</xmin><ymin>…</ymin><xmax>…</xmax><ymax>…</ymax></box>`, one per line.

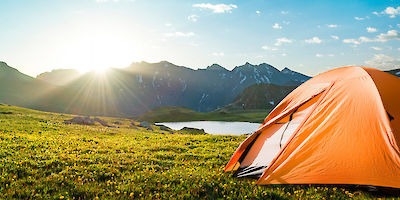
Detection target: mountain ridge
<box><xmin>3</xmin><ymin>60</ymin><xmax>399</xmax><ymax>117</ymax></box>
<box><xmin>37</xmin><ymin>69</ymin><xmax>80</xmax><ymax>86</ymax></box>
<box><xmin>3</xmin><ymin>61</ymin><xmax>311</xmax><ymax>116</ymax></box>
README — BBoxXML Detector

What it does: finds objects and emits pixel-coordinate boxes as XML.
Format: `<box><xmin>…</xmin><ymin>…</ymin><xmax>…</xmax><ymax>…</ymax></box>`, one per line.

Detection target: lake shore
<box><xmin>136</xmin><ymin>106</ymin><xmax>270</xmax><ymax>123</ymax></box>
<box><xmin>156</xmin><ymin>121</ymin><xmax>262</xmax><ymax>135</ymax></box>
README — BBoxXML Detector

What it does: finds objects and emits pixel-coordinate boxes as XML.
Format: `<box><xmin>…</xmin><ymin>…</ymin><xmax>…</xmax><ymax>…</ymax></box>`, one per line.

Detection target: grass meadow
<box><xmin>0</xmin><ymin>105</ymin><xmax>392</xmax><ymax>199</ymax></box>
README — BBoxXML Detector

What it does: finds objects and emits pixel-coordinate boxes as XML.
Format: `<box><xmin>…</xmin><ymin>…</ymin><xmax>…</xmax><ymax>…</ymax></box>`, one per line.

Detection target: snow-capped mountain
<box><xmin>0</xmin><ymin>60</ymin><xmax>311</xmax><ymax>117</ymax></box>
<box><xmin>56</xmin><ymin>61</ymin><xmax>310</xmax><ymax>116</ymax></box>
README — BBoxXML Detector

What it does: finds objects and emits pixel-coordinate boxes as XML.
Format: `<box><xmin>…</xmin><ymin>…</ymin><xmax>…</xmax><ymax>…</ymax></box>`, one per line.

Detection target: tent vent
<box><xmin>279</xmin><ymin>108</ymin><xmax>298</xmax><ymax>148</ymax></box>
<box><xmin>387</xmin><ymin>111</ymin><xmax>394</xmax><ymax>121</ymax></box>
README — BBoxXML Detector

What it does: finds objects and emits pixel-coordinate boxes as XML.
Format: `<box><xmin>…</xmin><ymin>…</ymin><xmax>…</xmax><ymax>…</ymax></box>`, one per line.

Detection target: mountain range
<box><xmin>0</xmin><ymin>62</ymin><xmax>105</xmax><ymax>115</ymax></box>
<box><xmin>37</xmin><ymin>69</ymin><xmax>80</xmax><ymax>86</ymax></box>
<box><xmin>36</xmin><ymin>61</ymin><xmax>310</xmax><ymax>115</ymax></box>
<box><xmin>1</xmin><ymin>61</ymin><xmax>398</xmax><ymax>117</ymax></box>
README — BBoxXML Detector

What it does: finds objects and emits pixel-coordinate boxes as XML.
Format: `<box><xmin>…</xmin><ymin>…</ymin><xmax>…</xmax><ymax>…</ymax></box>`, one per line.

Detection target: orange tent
<box><xmin>225</xmin><ymin>66</ymin><xmax>400</xmax><ymax>188</ymax></box>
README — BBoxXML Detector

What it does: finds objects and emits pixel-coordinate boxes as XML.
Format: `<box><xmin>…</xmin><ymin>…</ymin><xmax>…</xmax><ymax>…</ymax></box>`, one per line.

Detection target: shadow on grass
<box><xmin>229</xmin><ymin>173</ymin><xmax>400</xmax><ymax>198</ymax></box>
<box><xmin>262</xmin><ymin>184</ymin><xmax>400</xmax><ymax>198</ymax></box>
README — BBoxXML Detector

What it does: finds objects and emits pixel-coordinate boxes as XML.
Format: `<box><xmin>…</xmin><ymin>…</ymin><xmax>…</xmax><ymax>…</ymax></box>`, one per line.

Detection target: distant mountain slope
<box><xmin>221</xmin><ymin>83</ymin><xmax>296</xmax><ymax>111</ymax></box>
<box><xmin>37</xmin><ymin>69</ymin><xmax>80</xmax><ymax>85</ymax></box>
<box><xmin>0</xmin><ymin>61</ymin><xmax>41</xmax><ymax>106</ymax></box>
<box><xmin>281</xmin><ymin>67</ymin><xmax>310</xmax><ymax>85</ymax></box>
<box><xmin>222</xmin><ymin>68</ymin><xmax>399</xmax><ymax>111</ymax></box>
<box><xmin>0</xmin><ymin>62</ymin><xmax>99</xmax><ymax>115</ymax></box>
<box><xmin>1</xmin><ymin>61</ymin><xmax>310</xmax><ymax>117</ymax></box>
<box><xmin>60</xmin><ymin>61</ymin><xmax>310</xmax><ymax>115</ymax></box>
<box><xmin>385</xmin><ymin>68</ymin><xmax>400</xmax><ymax>77</ymax></box>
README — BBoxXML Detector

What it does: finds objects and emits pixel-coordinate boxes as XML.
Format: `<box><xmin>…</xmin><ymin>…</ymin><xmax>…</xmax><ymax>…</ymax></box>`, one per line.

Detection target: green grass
<box><xmin>0</xmin><ymin>105</ymin><xmax>392</xmax><ymax>199</ymax></box>
<box><xmin>136</xmin><ymin>106</ymin><xmax>269</xmax><ymax>123</ymax></box>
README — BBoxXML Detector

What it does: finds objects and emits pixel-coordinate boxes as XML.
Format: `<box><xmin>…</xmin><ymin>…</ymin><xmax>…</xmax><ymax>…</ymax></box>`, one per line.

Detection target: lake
<box><xmin>155</xmin><ymin>121</ymin><xmax>262</xmax><ymax>135</ymax></box>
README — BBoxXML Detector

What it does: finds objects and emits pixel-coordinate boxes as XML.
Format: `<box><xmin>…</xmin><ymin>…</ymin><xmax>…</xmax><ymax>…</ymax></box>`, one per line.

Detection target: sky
<box><xmin>0</xmin><ymin>0</ymin><xmax>399</xmax><ymax>77</ymax></box>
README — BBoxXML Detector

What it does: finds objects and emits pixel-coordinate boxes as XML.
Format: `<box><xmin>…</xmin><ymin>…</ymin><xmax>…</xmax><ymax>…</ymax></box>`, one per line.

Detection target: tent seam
<box><xmin>361</xmin><ymin>67</ymin><xmax>400</xmax><ymax>157</ymax></box>
<box><xmin>225</xmin><ymin>89</ymin><xmax>327</xmax><ymax>172</ymax></box>
<box><xmin>256</xmin><ymin>81</ymin><xmax>335</xmax><ymax>184</ymax></box>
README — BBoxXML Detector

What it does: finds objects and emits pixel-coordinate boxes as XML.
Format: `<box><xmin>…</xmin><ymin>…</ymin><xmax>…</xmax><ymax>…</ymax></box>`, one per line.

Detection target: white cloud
<box><xmin>305</xmin><ymin>37</ymin><xmax>322</xmax><ymax>44</ymax></box>
<box><xmin>360</xmin><ymin>30</ymin><xmax>400</xmax><ymax>42</ymax></box>
<box><xmin>165</xmin><ymin>32</ymin><xmax>195</xmax><ymax>37</ymax></box>
<box><xmin>272</xmin><ymin>23</ymin><xmax>282</xmax><ymax>29</ymax></box>
<box><xmin>398</xmin><ymin>48</ymin><xmax>400</xmax><ymax>51</ymax></box>
<box><xmin>283</xmin><ymin>21</ymin><xmax>290</xmax><ymax>25</ymax></box>
<box><xmin>357</xmin><ymin>36</ymin><xmax>376</xmax><ymax>43</ymax></box>
<box><xmin>372</xmin><ymin>11</ymin><xmax>379</xmax><ymax>16</ymax></box>
<box><xmin>398</xmin><ymin>24</ymin><xmax>400</xmax><ymax>28</ymax></box>
<box><xmin>327</xmin><ymin>24</ymin><xmax>338</xmax><ymax>28</ymax></box>
<box><xmin>314</xmin><ymin>54</ymin><xmax>333</xmax><ymax>58</ymax></box>
<box><xmin>193</xmin><ymin>3</ymin><xmax>237</xmax><ymax>13</ymax></box>
<box><xmin>331</xmin><ymin>35</ymin><xmax>339</xmax><ymax>40</ymax></box>
<box><xmin>95</xmin><ymin>0</ymin><xmax>125</xmax><ymax>2</ymax></box>
<box><xmin>281</xmin><ymin>53</ymin><xmax>287</xmax><ymax>56</ymax></box>
<box><xmin>188</xmin><ymin>15</ymin><xmax>198</xmax><ymax>22</ymax></box>
<box><xmin>256</xmin><ymin>10</ymin><xmax>261</xmax><ymax>15</ymax></box>
<box><xmin>381</xmin><ymin>6</ymin><xmax>400</xmax><ymax>18</ymax></box>
<box><xmin>370</xmin><ymin>46</ymin><xmax>383</xmax><ymax>51</ymax></box>
<box><xmin>212</xmin><ymin>52</ymin><xmax>224</xmax><ymax>56</ymax></box>
<box><xmin>165</xmin><ymin>23</ymin><xmax>172</xmax><ymax>27</ymax></box>
<box><xmin>365</xmin><ymin>54</ymin><xmax>400</xmax><ymax>70</ymax></box>
<box><xmin>359</xmin><ymin>37</ymin><xmax>372</xmax><ymax>42</ymax></box>
<box><xmin>274</xmin><ymin>37</ymin><xmax>293</xmax><ymax>46</ymax></box>
<box><xmin>343</xmin><ymin>30</ymin><xmax>400</xmax><ymax>45</ymax></box>
<box><xmin>366</xmin><ymin>27</ymin><xmax>377</xmax><ymax>33</ymax></box>
<box><xmin>355</xmin><ymin>17</ymin><xmax>364</xmax><ymax>20</ymax></box>
<box><xmin>281</xmin><ymin>11</ymin><xmax>288</xmax><ymax>15</ymax></box>
<box><xmin>261</xmin><ymin>45</ymin><xmax>278</xmax><ymax>51</ymax></box>
<box><xmin>343</xmin><ymin>39</ymin><xmax>360</xmax><ymax>45</ymax></box>
<box><xmin>377</xmin><ymin>30</ymin><xmax>400</xmax><ymax>41</ymax></box>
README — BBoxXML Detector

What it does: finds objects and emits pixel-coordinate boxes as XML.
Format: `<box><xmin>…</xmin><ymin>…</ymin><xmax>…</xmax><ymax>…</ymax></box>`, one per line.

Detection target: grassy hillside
<box><xmin>136</xmin><ymin>83</ymin><xmax>297</xmax><ymax>123</ymax></box>
<box><xmin>0</xmin><ymin>105</ymin><xmax>389</xmax><ymax>199</ymax></box>
<box><xmin>136</xmin><ymin>106</ymin><xmax>269</xmax><ymax>123</ymax></box>
<box><xmin>223</xmin><ymin>83</ymin><xmax>296</xmax><ymax>111</ymax></box>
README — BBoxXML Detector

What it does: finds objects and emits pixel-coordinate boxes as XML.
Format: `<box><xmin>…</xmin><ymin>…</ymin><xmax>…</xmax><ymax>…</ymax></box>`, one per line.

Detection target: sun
<box><xmin>56</xmin><ymin>14</ymin><xmax>140</xmax><ymax>75</ymax></box>
<box><xmin>93</xmin><ymin>66</ymin><xmax>109</xmax><ymax>75</ymax></box>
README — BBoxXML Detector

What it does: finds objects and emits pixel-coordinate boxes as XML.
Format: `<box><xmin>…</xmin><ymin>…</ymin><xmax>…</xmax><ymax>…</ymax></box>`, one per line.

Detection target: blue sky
<box><xmin>0</xmin><ymin>0</ymin><xmax>399</xmax><ymax>76</ymax></box>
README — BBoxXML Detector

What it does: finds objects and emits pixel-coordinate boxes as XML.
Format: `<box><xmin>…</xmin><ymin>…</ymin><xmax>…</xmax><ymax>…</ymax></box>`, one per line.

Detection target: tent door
<box><xmin>234</xmin><ymin>93</ymin><xmax>322</xmax><ymax>178</ymax></box>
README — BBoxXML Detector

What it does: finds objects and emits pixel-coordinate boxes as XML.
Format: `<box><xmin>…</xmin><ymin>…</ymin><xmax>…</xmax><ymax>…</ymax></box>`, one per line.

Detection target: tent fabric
<box><xmin>224</xmin><ymin>66</ymin><xmax>400</xmax><ymax>188</ymax></box>
<box><xmin>234</xmin><ymin>93</ymin><xmax>323</xmax><ymax>178</ymax></box>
